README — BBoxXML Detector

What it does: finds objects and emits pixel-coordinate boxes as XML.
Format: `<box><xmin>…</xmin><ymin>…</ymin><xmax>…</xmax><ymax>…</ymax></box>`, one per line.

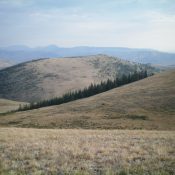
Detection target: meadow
<box><xmin>0</xmin><ymin>128</ymin><xmax>174</xmax><ymax>175</ymax></box>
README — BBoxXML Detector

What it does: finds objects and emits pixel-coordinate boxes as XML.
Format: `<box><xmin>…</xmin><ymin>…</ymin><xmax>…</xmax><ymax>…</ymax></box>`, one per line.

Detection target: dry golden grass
<box><xmin>0</xmin><ymin>70</ymin><xmax>174</xmax><ymax>130</ymax></box>
<box><xmin>0</xmin><ymin>128</ymin><xmax>174</xmax><ymax>175</ymax></box>
<box><xmin>0</xmin><ymin>98</ymin><xmax>27</xmax><ymax>113</ymax></box>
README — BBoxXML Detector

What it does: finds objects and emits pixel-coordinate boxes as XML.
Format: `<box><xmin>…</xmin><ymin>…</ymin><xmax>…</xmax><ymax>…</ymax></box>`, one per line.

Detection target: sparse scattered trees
<box><xmin>17</xmin><ymin>70</ymin><xmax>150</xmax><ymax>111</ymax></box>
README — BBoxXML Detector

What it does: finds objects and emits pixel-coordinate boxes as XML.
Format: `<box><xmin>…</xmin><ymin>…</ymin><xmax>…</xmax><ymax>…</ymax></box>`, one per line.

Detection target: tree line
<box><xmin>17</xmin><ymin>70</ymin><xmax>150</xmax><ymax>111</ymax></box>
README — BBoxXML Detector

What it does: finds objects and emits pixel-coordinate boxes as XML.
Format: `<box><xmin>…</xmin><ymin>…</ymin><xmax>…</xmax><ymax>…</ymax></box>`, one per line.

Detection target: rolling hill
<box><xmin>0</xmin><ymin>55</ymin><xmax>157</xmax><ymax>102</ymax></box>
<box><xmin>0</xmin><ymin>70</ymin><xmax>174</xmax><ymax>130</ymax></box>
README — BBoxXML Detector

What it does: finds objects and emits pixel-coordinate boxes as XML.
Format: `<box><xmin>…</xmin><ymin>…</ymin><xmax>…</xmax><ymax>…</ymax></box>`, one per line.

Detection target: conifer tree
<box><xmin>17</xmin><ymin>70</ymin><xmax>150</xmax><ymax>111</ymax></box>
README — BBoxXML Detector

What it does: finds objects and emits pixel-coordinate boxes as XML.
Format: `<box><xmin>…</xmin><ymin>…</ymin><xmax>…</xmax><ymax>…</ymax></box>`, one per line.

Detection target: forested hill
<box><xmin>18</xmin><ymin>70</ymin><xmax>149</xmax><ymax>111</ymax></box>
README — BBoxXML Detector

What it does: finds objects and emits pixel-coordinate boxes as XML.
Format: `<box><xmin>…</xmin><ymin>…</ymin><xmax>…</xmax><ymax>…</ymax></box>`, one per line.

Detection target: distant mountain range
<box><xmin>0</xmin><ymin>45</ymin><xmax>175</xmax><ymax>66</ymax></box>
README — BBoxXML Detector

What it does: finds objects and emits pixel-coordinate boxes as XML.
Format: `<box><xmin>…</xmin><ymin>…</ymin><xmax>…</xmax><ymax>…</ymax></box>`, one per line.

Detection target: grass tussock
<box><xmin>126</xmin><ymin>115</ymin><xmax>148</xmax><ymax>120</ymax></box>
<box><xmin>0</xmin><ymin>128</ymin><xmax>174</xmax><ymax>175</ymax></box>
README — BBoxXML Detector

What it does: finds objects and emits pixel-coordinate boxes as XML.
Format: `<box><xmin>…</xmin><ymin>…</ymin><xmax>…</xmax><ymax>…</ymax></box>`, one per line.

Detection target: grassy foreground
<box><xmin>0</xmin><ymin>128</ymin><xmax>174</xmax><ymax>175</ymax></box>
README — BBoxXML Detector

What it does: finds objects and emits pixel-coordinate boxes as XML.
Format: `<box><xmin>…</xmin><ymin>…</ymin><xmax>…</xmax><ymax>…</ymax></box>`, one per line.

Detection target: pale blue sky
<box><xmin>0</xmin><ymin>0</ymin><xmax>175</xmax><ymax>52</ymax></box>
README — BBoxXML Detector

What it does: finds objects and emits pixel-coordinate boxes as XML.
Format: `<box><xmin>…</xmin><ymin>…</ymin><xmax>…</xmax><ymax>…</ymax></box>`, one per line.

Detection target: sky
<box><xmin>0</xmin><ymin>0</ymin><xmax>175</xmax><ymax>52</ymax></box>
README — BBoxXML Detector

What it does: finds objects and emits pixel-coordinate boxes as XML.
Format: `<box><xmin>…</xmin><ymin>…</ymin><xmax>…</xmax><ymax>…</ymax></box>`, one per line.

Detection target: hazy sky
<box><xmin>0</xmin><ymin>0</ymin><xmax>175</xmax><ymax>52</ymax></box>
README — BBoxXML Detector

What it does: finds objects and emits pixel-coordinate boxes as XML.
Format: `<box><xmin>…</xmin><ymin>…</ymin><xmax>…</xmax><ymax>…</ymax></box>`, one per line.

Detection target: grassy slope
<box><xmin>0</xmin><ymin>55</ymin><xmax>157</xmax><ymax>102</ymax></box>
<box><xmin>0</xmin><ymin>128</ymin><xmax>174</xmax><ymax>175</ymax></box>
<box><xmin>0</xmin><ymin>70</ymin><xmax>174</xmax><ymax>130</ymax></box>
<box><xmin>0</xmin><ymin>98</ymin><xmax>26</xmax><ymax>113</ymax></box>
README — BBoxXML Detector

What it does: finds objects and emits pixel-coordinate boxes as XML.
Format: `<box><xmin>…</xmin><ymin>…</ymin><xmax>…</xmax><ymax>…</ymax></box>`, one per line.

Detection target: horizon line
<box><xmin>1</xmin><ymin>44</ymin><xmax>175</xmax><ymax>53</ymax></box>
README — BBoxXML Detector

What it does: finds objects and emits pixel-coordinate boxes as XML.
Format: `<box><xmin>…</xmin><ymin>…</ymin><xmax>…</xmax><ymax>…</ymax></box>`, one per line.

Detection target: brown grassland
<box><xmin>0</xmin><ymin>70</ymin><xmax>175</xmax><ymax>174</ymax></box>
<box><xmin>0</xmin><ymin>99</ymin><xmax>27</xmax><ymax>113</ymax></box>
<box><xmin>0</xmin><ymin>128</ymin><xmax>175</xmax><ymax>175</ymax></box>
<box><xmin>0</xmin><ymin>70</ymin><xmax>174</xmax><ymax>130</ymax></box>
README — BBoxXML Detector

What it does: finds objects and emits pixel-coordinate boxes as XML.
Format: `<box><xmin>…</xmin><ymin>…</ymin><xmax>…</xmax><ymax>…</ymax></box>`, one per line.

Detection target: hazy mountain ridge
<box><xmin>0</xmin><ymin>55</ymin><xmax>157</xmax><ymax>102</ymax></box>
<box><xmin>0</xmin><ymin>45</ymin><xmax>175</xmax><ymax>66</ymax></box>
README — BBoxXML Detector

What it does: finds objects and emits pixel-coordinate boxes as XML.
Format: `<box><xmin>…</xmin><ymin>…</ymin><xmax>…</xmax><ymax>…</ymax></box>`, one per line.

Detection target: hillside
<box><xmin>0</xmin><ymin>55</ymin><xmax>156</xmax><ymax>102</ymax></box>
<box><xmin>0</xmin><ymin>70</ymin><xmax>174</xmax><ymax>130</ymax></box>
<box><xmin>0</xmin><ymin>98</ymin><xmax>26</xmax><ymax>113</ymax></box>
